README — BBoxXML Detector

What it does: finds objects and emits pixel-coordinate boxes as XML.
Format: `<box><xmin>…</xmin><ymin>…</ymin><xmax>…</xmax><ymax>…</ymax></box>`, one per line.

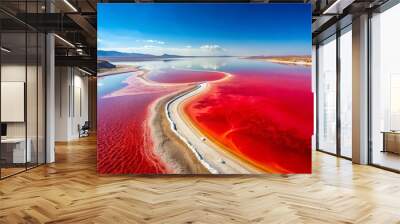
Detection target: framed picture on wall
<box><xmin>97</xmin><ymin>3</ymin><xmax>313</xmax><ymax>174</ymax></box>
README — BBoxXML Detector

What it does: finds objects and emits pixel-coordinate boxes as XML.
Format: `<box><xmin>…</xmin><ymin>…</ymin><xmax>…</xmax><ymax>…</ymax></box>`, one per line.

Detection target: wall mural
<box><xmin>97</xmin><ymin>3</ymin><xmax>313</xmax><ymax>174</ymax></box>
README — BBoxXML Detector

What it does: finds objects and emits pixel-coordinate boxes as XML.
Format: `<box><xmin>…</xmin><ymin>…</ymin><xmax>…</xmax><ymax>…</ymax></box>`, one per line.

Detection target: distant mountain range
<box><xmin>97</xmin><ymin>60</ymin><xmax>116</xmax><ymax>69</ymax></box>
<box><xmin>97</xmin><ymin>50</ymin><xmax>234</xmax><ymax>60</ymax></box>
<box><xmin>98</xmin><ymin>50</ymin><xmax>184</xmax><ymax>58</ymax></box>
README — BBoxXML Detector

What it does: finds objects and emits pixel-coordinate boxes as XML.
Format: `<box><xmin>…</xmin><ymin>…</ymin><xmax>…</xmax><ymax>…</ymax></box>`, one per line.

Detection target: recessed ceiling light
<box><xmin>63</xmin><ymin>0</ymin><xmax>78</xmax><ymax>12</ymax></box>
<box><xmin>1</xmin><ymin>47</ymin><xmax>11</xmax><ymax>53</ymax></box>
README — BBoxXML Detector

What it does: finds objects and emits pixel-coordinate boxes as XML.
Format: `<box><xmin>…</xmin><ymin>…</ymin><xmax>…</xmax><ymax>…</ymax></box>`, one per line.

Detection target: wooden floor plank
<box><xmin>0</xmin><ymin>135</ymin><xmax>400</xmax><ymax>223</ymax></box>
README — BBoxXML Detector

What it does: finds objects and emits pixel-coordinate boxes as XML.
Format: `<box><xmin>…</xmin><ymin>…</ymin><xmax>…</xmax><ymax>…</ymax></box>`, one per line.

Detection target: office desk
<box><xmin>382</xmin><ymin>131</ymin><xmax>400</xmax><ymax>154</ymax></box>
<box><xmin>1</xmin><ymin>138</ymin><xmax>31</xmax><ymax>163</ymax></box>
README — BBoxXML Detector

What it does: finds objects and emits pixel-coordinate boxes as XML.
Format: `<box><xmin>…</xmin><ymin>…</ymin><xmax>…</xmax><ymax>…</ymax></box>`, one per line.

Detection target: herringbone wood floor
<box><xmin>1</xmin><ymin>135</ymin><xmax>400</xmax><ymax>224</ymax></box>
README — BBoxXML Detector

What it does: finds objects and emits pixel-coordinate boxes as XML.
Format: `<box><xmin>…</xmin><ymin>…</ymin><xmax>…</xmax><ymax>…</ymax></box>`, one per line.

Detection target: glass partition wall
<box><xmin>317</xmin><ymin>35</ymin><xmax>337</xmax><ymax>154</ymax></box>
<box><xmin>0</xmin><ymin>2</ymin><xmax>46</xmax><ymax>179</ymax></box>
<box><xmin>0</xmin><ymin>30</ymin><xmax>27</xmax><ymax>177</ymax></box>
<box><xmin>316</xmin><ymin>0</ymin><xmax>400</xmax><ymax>172</ymax></box>
<box><xmin>316</xmin><ymin>26</ymin><xmax>353</xmax><ymax>159</ymax></box>
<box><xmin>370</xmin><ymin>3</ymin><xmax>400</xmax><ymax>171</ymax></box>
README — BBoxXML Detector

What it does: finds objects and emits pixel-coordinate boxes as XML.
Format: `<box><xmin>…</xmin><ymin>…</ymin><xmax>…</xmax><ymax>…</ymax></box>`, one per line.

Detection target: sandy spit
<box><xmin>148</xmin><ymin>88</ymin><xmax>211</xmax><ymax>174</ymax></box>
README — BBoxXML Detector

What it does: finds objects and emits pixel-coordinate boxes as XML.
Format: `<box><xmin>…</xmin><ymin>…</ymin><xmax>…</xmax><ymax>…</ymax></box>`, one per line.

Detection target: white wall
<box><xmin>55</xmin><ymin>66</ymin><xmax>70</xmax><ymax>141</ymax></box>
<box><xmin>1</xmin><ymin>65</ymin><xmax>31</xmax><ymax>138</ymax></box>
<box><xmin>1</xmin><ymin>63</ymin><xmax>46</xmax><ymax>164</ymax></box>
<box><xmin>54</xmin><ymin>67</ymin><xmax>89</xmax><ymax>141</ymax></box>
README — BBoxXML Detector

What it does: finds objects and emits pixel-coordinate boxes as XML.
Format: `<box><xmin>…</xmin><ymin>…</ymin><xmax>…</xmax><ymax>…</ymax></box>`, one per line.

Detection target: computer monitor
<box><xmin>1</xmin><ymin>123</ymin><xmax>7</xmax><ymax>137</ymax></box>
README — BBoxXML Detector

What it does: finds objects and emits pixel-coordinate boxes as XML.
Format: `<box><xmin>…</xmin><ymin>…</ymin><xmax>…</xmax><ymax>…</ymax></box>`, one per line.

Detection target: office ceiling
<box><xmin>0</xmin><ymin>0</ymin><xmax>97</xmax><ymax>74</ymax></box>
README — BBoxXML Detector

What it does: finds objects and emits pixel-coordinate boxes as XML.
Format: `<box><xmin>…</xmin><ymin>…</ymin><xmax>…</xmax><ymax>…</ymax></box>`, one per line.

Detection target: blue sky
<box><xmin>98</xmin><ymin>4</ymin><xmax>311</xmax><ymax>56</ymax></box>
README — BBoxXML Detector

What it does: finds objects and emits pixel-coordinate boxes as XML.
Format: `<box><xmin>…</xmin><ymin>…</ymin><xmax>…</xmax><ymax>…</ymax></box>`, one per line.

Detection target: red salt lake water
<box><xmin>184</xmin><ymin>65</ymin><xmax>313</xmax><ymax>173</ymax></box>
<box><xmin>98</xmin><ymin>58</ymin><xmax>313</xmax><ymax>174</ymax></box>
<box><xmin>147</xmin><ymin>68</ymin><xmax>226</xmax><ymax>83</ymax></box>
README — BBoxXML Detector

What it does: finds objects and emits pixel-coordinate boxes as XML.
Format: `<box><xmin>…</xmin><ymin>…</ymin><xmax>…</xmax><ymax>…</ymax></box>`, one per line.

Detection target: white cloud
<box><xmin>200</xmin><ymin>44</ymin><xmax>225</xmax><ymax>52</ymax></box>
<box><xmin>136</xmin><ymin>39</ymin><xmax>165</xmax><ymax>45</ymax></box>
<box><xmin>143</xmin><ymin>45</ymin><xmax>159</xmax><ymax>49</ymax></box>
<box><xmin>147</xmin><ymin>40</ymin><xmax>165</xmax><ymax>44</ymax></box>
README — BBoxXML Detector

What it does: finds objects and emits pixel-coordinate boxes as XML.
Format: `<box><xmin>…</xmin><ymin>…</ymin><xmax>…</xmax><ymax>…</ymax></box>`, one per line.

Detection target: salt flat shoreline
<box><xmin>97</xmin><ymin>65</ymin><xmax>140</xmax><ymax>77</ymax></box>
<box><xmin>244</xmin><ymin>56</ymin><xmax>312</xmax><ymax>67</ymax></box>
<box><xmin>262</xmin><ymin>59</ymin><xmax>312</xmax><ymax>66</ymax></box>
<box><xmin>149</xmin><ymin>88</ymin><xmax>211</xmax><ymax>174</ymax></box>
